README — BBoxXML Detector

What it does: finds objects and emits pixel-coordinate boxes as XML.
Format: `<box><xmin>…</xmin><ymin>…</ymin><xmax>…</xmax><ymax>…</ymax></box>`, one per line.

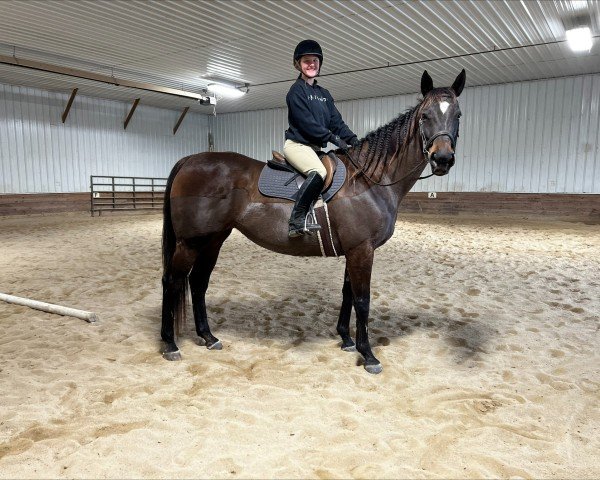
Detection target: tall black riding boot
<box><xmin>288</xmin><ymin>171</ymin><xmax>324</xmax><ymax>238</ymax></box>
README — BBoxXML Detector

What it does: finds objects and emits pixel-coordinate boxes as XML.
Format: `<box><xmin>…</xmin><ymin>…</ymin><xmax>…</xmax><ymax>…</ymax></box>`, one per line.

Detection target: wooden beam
<box><xmin>61</xmin><ymin>88</ymin><xmax>78</xmax><ymax>123</ymax></box>
<box><xmin>172</xmin><ymin>107</ymin><xmax>189</xmax><ymax>135</ymax></box>
<box><xmin>0</xmin><ymin>54</ymin><xmax>205</xmax><ymax>100</ymax></box>
<box><xmin>124</xmin><ymin>98</ymin><xmax>140</xmax><ymax>130</ymax></box>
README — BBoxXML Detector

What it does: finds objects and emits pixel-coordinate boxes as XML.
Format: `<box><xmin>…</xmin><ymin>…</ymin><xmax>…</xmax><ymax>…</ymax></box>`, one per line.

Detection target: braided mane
<box><xmin>355</xmin><ymin>87</ymin><xmax>456</xmax><ymax>179</ymax></box>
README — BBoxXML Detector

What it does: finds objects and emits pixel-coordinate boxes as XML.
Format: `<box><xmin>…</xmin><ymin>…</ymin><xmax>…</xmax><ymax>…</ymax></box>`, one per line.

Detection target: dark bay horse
<box><xmin>161</xmin><ymin>69</ymin><xmax>466</xmax><ymax>374</ymax></box>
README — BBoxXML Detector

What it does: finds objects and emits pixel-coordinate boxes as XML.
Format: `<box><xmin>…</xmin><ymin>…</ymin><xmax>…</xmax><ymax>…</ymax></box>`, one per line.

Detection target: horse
<box><xmin>160</xmin><ymin>69</ymin><xmax>466</xmax><ymax>374</ymax></box>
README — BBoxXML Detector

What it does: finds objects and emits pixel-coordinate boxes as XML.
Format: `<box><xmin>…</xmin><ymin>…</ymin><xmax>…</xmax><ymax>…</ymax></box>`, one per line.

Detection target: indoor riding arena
<box><xmin>1</xmin><ymin>2</ymin><xmax>598</xmax><ymax>479</ymax></box>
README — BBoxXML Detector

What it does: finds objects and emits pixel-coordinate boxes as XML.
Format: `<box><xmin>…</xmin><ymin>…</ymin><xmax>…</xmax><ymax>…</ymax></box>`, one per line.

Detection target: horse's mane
<box><xmin>356</xmin><ymin>87</ymin><xmax>456</xmax><ymax>179</ymax></box>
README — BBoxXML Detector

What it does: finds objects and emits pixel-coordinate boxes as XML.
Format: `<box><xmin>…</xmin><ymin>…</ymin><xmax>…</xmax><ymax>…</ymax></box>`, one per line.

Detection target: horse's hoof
<box><xmin>206</xmin><ymin>340</ymin><xmax>222</xmax><ymax>350</ymax></box>
<box><xmin>364</xmin><ymin>363</ymin><xmax>383</xmax><ymax>374</ymax></box>
<box><xmin>341</xmin><ymin>345</ymin><xmax>356</xmax><ymax>352</ymax></box>
<box><xmin>162</xmin><ymin>350</ymin><xmax>182</xmax><ymax>361</ymax></box>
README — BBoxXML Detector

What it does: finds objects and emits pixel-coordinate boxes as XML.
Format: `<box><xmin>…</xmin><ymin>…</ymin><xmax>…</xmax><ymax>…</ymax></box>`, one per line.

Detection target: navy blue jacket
<box><xmin>285</xmin><ymin>77</ymin><xmax>356</xmax><ymax>147</ymax></box>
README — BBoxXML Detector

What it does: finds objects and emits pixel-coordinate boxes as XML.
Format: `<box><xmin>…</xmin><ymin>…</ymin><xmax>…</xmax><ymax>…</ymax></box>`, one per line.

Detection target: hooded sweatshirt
<box><xmin>285</xmin><ymin>77</ymin><xmax>356</xmax><ymax>147</ymax></box>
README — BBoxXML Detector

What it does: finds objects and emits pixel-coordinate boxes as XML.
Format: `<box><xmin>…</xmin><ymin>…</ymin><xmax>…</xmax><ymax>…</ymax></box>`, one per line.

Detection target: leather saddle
<box><xmin>258</xmin><ymin>150</ymin><xmax>346</xmax><ymax>202</ymax></box>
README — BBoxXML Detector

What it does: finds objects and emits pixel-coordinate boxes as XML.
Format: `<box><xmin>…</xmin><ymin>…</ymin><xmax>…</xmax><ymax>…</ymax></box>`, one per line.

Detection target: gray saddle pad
<box><xmin>258</xmin><ymin>153</ymin><xmax>346</xmax><ymax>202</ymax></box>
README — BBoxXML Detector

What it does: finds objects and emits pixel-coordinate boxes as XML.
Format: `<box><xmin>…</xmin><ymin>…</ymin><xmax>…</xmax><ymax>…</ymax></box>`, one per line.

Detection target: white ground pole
<box><xmin>0</xmin><ymin>293</ymin><xmax>98</xmax><ymax>323</ymax></box>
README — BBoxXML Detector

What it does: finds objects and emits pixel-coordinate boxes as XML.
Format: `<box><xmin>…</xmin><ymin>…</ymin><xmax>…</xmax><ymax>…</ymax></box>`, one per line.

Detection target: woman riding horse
<box><xmin>161</xmin><ymin>67</ymin><xmax>466</xmax><ymax>374</ymax></box>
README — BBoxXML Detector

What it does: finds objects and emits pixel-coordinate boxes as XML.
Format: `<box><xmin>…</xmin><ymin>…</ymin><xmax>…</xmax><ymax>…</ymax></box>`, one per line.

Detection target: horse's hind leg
<box><xmin>161</xmin><ymin>242</ymin><xmax>198</xmax><ymax>360</ymax></box>
<box><xmin>189</xmin><ymin>230</ymin><xmax>232</xmax><ymax>350</ymax></box>
<box><xmin>336</xmin><ymin>267</ymin><xmax>356</xmax><ymax>351</ymax></box>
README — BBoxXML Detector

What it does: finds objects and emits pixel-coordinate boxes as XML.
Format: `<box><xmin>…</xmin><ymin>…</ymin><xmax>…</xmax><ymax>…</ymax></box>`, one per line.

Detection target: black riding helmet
<box><xmin>293</xmin><ymin>39</ymin><xmax>323</xmax><ymax>71</ymax></box>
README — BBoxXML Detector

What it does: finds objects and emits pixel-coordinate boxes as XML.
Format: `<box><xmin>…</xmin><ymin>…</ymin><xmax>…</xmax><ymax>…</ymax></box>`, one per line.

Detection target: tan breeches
<box><xmin>283</xmin><ymin>139</ymin><xmax>326</xmax><ymax>180</ymax></box>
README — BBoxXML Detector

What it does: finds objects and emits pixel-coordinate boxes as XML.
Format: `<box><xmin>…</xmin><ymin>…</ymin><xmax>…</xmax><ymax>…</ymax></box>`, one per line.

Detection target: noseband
<box><xmin>418</xmin><ymin>118</ymin><xmax>456</xmax><ymax>155</ymax></box>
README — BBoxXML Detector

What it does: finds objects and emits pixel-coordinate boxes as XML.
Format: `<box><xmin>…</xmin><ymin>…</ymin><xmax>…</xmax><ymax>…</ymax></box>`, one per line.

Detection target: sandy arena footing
<box><xmin>0</xmin><ymin>212</ymin><xmax>598</xmax><ymax>478</ymax></box>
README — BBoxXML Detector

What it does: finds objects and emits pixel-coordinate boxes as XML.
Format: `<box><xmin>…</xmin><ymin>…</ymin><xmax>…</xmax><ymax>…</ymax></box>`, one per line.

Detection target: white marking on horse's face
<box><xmin>440</xmin><ymin>101</ymin><xmax>450</xmax><ymax>114</ymax></box>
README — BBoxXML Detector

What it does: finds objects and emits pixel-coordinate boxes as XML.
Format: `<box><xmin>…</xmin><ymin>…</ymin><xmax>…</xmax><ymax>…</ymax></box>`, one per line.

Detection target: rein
<box><xmin>417</xmin><ymin>171</ymin><xmax>435</xmax><ymax>180</ymax></box>
<box><xmin>344</xmin><ymin>148</ymin><xmax>427</xmax><ymax>187</ymax></box>
<box><xmin>343</xmin><ymin>116</ymin><xmax>456</xmax><ymax>186</ymax></box>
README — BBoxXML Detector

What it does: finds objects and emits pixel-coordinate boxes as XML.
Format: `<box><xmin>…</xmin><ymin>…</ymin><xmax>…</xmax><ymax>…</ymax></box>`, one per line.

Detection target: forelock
<box><xmin>420</xmin><ymin>88</ymin><xmax>456</xmax><ymax>110</ymax></box>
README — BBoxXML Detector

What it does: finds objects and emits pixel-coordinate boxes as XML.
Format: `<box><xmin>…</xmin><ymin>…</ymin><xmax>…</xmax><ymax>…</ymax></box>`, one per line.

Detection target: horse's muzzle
<box><xmin>429</xmin><ymin>151</ymin><xmax>455</xmax><ymax>176</ymax></box>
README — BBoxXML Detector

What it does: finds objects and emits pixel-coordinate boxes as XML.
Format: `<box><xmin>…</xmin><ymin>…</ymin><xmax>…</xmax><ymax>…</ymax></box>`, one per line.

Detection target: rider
<box><xmin>284</xmin><ymin>39</ymin><xmax>360</xmax><ymax>238</ymax></box>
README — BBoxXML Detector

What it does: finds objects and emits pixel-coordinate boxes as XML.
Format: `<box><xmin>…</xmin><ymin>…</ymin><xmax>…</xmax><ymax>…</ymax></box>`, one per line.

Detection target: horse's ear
<box><xmin>451</xmin><ymin>69</ymin><xmax>466</xmax><ymax>97</ymax></box>
<box><xmin>421</xmin><ymin>70</ymin><xmax>434</xmax><ymax>96</ymax></box>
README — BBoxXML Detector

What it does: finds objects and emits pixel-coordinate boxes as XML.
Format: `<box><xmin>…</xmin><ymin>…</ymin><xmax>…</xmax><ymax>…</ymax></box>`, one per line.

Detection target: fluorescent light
<box><xmin>207</xmin><ymin>83</ymin><xmax>246</xmax><ymax>98</ymax></box>
<box><xmin>570</xmin><ymin>1</ymin><xmax>588</xmax><ymax>11</ymax></box>
<box><xmin>566</xmin><ymin>27</ymin><xmax>593</xmax><ymax>52</ymax></box>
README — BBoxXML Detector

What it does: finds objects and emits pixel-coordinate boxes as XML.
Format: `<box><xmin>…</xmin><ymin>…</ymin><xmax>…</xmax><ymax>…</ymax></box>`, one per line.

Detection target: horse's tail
<box><xmin>162</xmin><ymin>157</ymin><xmax>187</xmax><ymax>272</ymax></box>
<box><xmin>162</xmin><ymin>157</ymin><xmax>190</xmax><ymax>333</ymax></box>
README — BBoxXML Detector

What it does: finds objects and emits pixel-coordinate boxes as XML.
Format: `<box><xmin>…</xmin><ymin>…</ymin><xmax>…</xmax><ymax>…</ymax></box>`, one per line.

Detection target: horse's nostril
<box><xmin>435</xmin><ymin>153</ymin><xmax>453</xmax><ymax>165</ymax></box>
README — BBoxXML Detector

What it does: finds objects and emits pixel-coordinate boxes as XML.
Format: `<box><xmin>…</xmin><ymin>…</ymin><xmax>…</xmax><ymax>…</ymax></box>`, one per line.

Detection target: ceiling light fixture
<box><xmin>566</xmin><ymin>26</ymin><xmax>593</xmax><ymax>52</ymax></box>
<box><xmin>207</xmin><ymin>83</ymin><xmax>246</xmax><ymax>98</ymax></box>
<box><xmin>204</xmin><ymin>78</ymin><xmax>250</xmax><ymax>99</ymax></box>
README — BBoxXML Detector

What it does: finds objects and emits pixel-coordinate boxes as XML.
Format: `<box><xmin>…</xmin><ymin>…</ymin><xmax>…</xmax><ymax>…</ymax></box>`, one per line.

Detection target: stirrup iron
<box><xmin>302</xmin><ymin>207</ymin><xmax>321</xmax><ymax>235</ymax></box>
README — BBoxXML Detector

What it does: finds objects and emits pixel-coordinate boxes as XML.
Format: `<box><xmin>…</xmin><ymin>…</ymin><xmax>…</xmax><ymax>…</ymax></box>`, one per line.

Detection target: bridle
<box><xmin>419</xmin><ymin>118</ymin><xmax>457</xmax><ymax>154</ymax></box>
<box><xmin>344</xmin><ymin>115</ymin><xmax>458</xmax><ymax>185</ymax></box>
<box><xmin>417</xmin><ymin>118</ymin><xmax>458</xmax><ymax>180</ymax></box>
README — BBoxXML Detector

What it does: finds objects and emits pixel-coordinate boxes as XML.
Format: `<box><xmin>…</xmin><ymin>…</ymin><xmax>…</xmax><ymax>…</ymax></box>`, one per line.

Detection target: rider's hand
<box><xmin>330</xmin><ymin>134</ymin><xmax>349</xmax><ymax>150</ymax></box>
<box><xmin>349</xmin><ymin>136</ymin><xmax>361</xmax><ymax>148</ymax></box>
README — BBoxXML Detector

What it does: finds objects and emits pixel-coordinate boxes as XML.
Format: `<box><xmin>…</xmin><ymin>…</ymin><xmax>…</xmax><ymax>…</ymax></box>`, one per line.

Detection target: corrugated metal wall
<box><xmin>210</xmin><ymin>73</ymin><xmax>600</xmax><ymax>194</ymax></box>
<box><xmin>0</xmin><ymin>82</ymin><xmax>208</xmax><ymax>193</ymax></box>
<box><xmin>2</xmin><ymin>74</ymin><xmax>598</xmax><ymax>195</ymax></box>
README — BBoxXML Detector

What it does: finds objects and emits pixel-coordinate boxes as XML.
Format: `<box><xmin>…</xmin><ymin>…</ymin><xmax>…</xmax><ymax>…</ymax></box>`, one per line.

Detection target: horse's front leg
<box><xmin>336</xmin><ymin>267</ymin><xmax>356</xmax><ymax>351</ymax></box>
<box><xmin>346</xmin><ymin>242</ymin><xmax>382</xmax><ymax>374</ymax></box>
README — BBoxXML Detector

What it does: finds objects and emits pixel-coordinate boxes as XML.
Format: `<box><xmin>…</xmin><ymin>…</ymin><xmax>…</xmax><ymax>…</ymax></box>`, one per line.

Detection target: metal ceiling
<box><xmin>0</xmin><ymin>0</ymin><xmax>598</xmax><ymax>114</ymax></box>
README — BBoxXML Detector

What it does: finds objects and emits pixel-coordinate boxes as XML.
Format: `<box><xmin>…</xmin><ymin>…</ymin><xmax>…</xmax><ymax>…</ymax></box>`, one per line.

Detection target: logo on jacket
<box><xmin>308</xmin><ymin>94</ymin><xmax>327</xmax><ymax>102</ymax></box>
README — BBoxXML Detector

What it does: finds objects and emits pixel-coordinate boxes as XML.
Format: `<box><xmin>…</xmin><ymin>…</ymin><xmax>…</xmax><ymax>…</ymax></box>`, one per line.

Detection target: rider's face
<box><xmin>299</xmin><ymin>55</ymin><xmax>320</xmax><ymax>79</ymax></box>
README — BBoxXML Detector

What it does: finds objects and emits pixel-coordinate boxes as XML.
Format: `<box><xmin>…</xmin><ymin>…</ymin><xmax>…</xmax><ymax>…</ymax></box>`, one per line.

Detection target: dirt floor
<box><xmin>0</xmin><ymin>212</ymin><xmax>598</xmax><ymax>479</ymax></box>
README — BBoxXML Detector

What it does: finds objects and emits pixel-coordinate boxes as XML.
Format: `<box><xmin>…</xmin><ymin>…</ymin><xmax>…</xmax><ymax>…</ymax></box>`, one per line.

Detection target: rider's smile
<box><xmin>300</xmin><ymin>55</ymin><xmax>320</xmax><ymax>82</ymax></box>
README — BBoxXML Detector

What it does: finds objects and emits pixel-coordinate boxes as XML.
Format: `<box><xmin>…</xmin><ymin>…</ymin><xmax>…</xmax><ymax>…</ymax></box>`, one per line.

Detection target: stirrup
<box><xmin>289</xmin><ymin>225</ymin><xmax>321</xmax><ymax>237</ymax></box>
<box><xmin>289</xmin><ymin>210</ymin><xmax>321</xmax><ymax>237</ymax></box>
<box><xmin>289</xmin><ymin>222</ymin><xmax>321</xmax><ymax>237</ymax></box>
<box><xmin>304</xmin><ymin>209</ymin><xmax>321</xmax><ymax>234</ymax></box>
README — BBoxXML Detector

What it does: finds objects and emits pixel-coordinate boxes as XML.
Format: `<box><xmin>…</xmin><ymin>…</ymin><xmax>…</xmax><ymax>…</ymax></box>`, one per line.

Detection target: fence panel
<box><xmin>90</xmin><ymin>175</ymin><xmax>166</xmax><ymax>216</ymax></box>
